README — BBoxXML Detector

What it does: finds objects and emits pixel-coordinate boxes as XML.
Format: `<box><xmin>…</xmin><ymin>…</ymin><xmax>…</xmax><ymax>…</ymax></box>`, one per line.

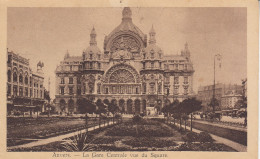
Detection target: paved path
<box><xmin>193</xmin><ymin>120</ymin><xmax>247</xmax><ymax>132</ymax></box>
<box><xmin>7</xmin><ymin>121</ymin><xmax>117</xmax><ymax>150</ymax></box>
<box><xmin>169</xmin><ymin>121</ymin><xmax>247</xmax><ymax>152</ymax></box>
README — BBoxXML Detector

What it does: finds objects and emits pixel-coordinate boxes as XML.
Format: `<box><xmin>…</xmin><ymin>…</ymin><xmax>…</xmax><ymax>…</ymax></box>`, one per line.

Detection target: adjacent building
<box><xmin>197</xmin><ymin>83</ymin><xmax>243</xmax><ymax>112</ymax></box>
<box><xmin>55</xmin><ymin>7</ymin><xmax>195</xmax><ymax>114</ymax></box>
<box><xmin>221</xmin><ymin>90</ymin><xmax>242</xmax><ymax>110</ymax></box>
<box><xmin>7</xmin><ymin>50</ymin><xmax>45</xmax><ymax>114</ymax></box>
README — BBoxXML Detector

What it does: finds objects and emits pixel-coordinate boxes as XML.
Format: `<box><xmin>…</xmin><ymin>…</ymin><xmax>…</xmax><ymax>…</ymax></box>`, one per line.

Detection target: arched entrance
<box><xmin>127</xmin><ymin>99</ymin><xmax>133</xmax><ymax>114</ymax></box>
<box><xmin>103</xmin><ymin>99</ymin><xmax>110</xmax><ymax>105</ymax></box>
<box><xmin>60</xmin><ymin>99</ymin><xmax>66</xmax><ymax>112</ymax></box>
<box><xmin>68</xmin><ymin>99</ymin><xmax>74</xmax><ymax>113</ymax></box>
<box><xmin>119</xmin><ymin>99</ymin><xmax>125</xmax><ymax>113</ymax></box>
<box><xmin>134</xmin><ymin>99</ymin><xmax>141</xmax><ymax>114</ymax></box>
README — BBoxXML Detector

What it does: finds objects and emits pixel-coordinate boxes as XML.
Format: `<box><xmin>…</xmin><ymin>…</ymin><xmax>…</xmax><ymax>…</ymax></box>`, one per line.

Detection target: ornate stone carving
<box><xmin>110</xmin><ymin>69</ymin><xmax>135</xmax><ymax>83</ymax></box>
<box><xmin>110</xmin><ymin>36</ymin><xmax>141</xmax><ymax>53</ymax></box>
<box><xmin>104</xmin><ymin>63</ymin><xmax>140</xmax><ymax>83</ymax></box>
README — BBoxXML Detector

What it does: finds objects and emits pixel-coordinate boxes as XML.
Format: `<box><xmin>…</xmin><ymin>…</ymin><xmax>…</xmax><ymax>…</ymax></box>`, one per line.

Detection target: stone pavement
<box><xmin>170</xmin><ymin>121</ymin><xmax>247</xmax><ymax>152</ymax></box>
<box><xmin>7</xmin><ymin>121</ymin><xmax>117</xmax><ymax>150</ymax></box>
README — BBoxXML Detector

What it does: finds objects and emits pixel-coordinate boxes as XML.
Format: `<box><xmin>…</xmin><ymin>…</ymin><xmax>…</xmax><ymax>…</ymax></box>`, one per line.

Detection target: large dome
<box><xmin>104</xmin><ymin>7</ymin><xmax>147</xmax><ymax>53</ymax></box>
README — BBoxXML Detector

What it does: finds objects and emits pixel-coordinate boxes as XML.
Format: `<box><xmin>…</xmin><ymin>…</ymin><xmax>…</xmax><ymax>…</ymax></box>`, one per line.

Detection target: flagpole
<box><xmin>213</xmin><ymin>55</ymin><xmax>216</xmax><ymax>113</ymax></box>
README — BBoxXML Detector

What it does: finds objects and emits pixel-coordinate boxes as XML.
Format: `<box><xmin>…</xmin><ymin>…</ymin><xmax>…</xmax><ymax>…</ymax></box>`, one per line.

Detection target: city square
<box><xmin>7</xmin><ymin>7</ymin><xmax>247</xmax><ymax>152</ymax></box>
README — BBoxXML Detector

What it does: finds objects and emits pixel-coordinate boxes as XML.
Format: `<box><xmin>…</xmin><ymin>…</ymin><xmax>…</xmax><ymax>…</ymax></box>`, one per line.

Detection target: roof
<box><xmin>163</xmin><ymin>55</ymin><xmax>186</xmax><ymax>61</ymax></box>
<box><xmin>64</xmin><ymin>56</ymin><xmax>82</xmax><ymax>62</ymax></box>
<box><xmin>105</xmin><ymin>8</ymin><xmax>146</xmax><ymax>43</ymax></box>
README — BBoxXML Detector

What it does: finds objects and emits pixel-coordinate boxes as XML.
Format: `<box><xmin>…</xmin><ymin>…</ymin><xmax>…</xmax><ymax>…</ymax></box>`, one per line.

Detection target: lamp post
<box><xmin>212</xmin><ymin>54</ymin><xmax>222</xmax><ymax>113</ymax></box>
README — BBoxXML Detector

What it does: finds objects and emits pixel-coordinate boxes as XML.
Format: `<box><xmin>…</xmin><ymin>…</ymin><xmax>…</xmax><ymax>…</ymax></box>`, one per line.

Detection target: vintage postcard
<box><xmin>0</xmin><ymin>0</ymin><xmax>258</xmax><ymax>159</ymax></box>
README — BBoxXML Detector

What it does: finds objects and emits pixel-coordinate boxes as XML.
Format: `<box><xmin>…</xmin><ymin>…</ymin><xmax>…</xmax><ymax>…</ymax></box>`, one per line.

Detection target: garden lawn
<box><xmin>7</xmin><ymin>117</ymin><xmax>100</xmax><ymax>146</ymax></box>
<box><xmin>9</xmin><ymin>118</ymin><xmax>237</xmax><ymax>151</ymax></box>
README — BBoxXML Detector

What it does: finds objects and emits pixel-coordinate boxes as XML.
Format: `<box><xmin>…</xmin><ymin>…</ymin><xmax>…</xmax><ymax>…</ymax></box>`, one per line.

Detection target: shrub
<box><xmin>198</xmin><ymin>132</ymin><xmax>213</xmax><ymax>143</ymax></box>
<box><xmin>61</xmin><ymin>131</ymin><xmax>95</xmax><ymax>151</ymax></box>
<box><xmin>114</xmin><ymin>114</ymin><xmax>122</xmax><ymax>119</ymax></box>
<box><xmin>132</xmin><ymin>115</ymin><xmax>143</xmax><ymax>123</ymax></box>
<box><xmin>182</xmin><ymin>132</ymin><xmax>199</xmax><ymax>143</ymax></box>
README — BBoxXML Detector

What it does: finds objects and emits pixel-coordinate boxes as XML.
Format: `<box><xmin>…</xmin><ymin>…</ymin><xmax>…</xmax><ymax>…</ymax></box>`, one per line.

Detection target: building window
<box><xmin>98</xmin><ymin>63</ymin><xmax>101</xmax><ymax>69</ymax></box>
<box><xmin>40</xmin><ymin>90</ymin><xmax>42</xmax><ymax>98</ymax></box>
<box><xmin>105</xmin><ymin>87</ymin><xmax>109</xmax><ymax>94</ymax></box>
<box><xmin>97</xmin><ymin>84</ymin><xmax>101</xmax><ymax>94</ymax></box>
<box><xmin>60</xmin><ymin>87</ymin><xmax>65</xmax><ymax>95</ymax></box>
<box><xmin>159</xmin><ymin>62</ymin><xmax>162</xmax><ymax>69</ymax></box>
<box><xmin>8</xmin><ymin>70</ymin><xmax>11</xmax><ymax>82</ymax></box>
<box><xmin>25</xmin><ymin>88</ymin><xmax>28</xmax><ymax>97</ymax></box>
<box><xmin>175</xmin><ymin>64</ymin><xmax>178</xmax><ymax>70</ymax></box>
<box><xmin>77</xmin><ymin>87</ymin><xmax>81</xmax><ymax>95</ymax></box>
<box><xmin>13</xmin><ymin>72</ymin><xmax>17</xmax><ymax>82</ymax></box>
<box><xmin>13</xmin><ymin>85</ymin><xmax>17</xmax><ymax>96</ymax></box>
<box><xmin>37</xmin><ymin>90</ymin><xmax>38</xmax><ymax>98</ymax></box>
<box><xmin>90</xmin><ymin>54</ymin><xmax>93</xmax><ymax>60</ymax></box>
<box><xmin>30</xmin><ymin>77</ymin><xmax>32</xmax><ymax>87</ymax></box>
<box><xmin>174</xmin><ymin>86</ymin><xmax>179</xmax><ymax>95</ymax></box>
<box><xmin>19</xmin><ymin>74</ymin><xmax>23</xmax><ymax>83</ymax></box>
<box><xmin>158</xmin><ymin>83</ymin><xmax>162</xmax><ymax>94</ymax></box>
<box><xmin>69</xmin><ymin>87</ymin><xmax>73</xmax><ymax>95</ymax></box>
<box><xmin>25</xmin><ymin>76</ymin><xmax>28</xmax><ymax>85</ymax></box>
<box><xmin>89</xmin><ymin>83</ymin><xmax>94</xmax><ymax>94</ymax></box>
<box><xmin>30</xmin><ymin>88</ymin><xmax>32</xmax><ymax>97</ymax></box>
<box><xmin>143</xmin><ymin>53</ymin><xmax>146</xmax><ymax>59</ymax></box>
<box><xmin>90</xmin><ymin>62</ymin><xmax>93</xmax><ymax>69</ymax></box>
<box><xmin>19</xmin><ymin>87</ymin><xmax>23</xmax><ymax>96</ymax></box>
<box><xmin>77</xmin><ymin>77</ymin><xmax>81</xmax><ymax>84</ymax></box>
<box><xmin>151</xmin><ymin>62</ymin><xmax>154</xmax><ymax>68</ymax></box>
<box><xmin>7</xmin><ymin>84</ymin><xmax>11</xmax><ymax>96</ymax></box>
<box><xmin>150</xmin><ymin>83</ymin><xmax>155</xmax><ymax>94</ymax></box>
<box><xmin>143</xmin><ymin>63</ymin><xmax>145</xmax><ymax>69</ymax></box>
<box><xmin>70</xmin><ymin>65</ymin><xmax>72</xmax><ymax>71</ymax></box>
<box><xmin>98</xmin><ymin>54</ymin><xmax>101</xmax><ymax>60</ymax></box>
<box><xmin>136</xmin><ymin>87</ymin><xmax>139</xmax><ymax>94</ymax></box>
<box><xmin>184</xmin><ymin>86</ymin><xmax>188</xmax><ymax>95</ymax></box>
<box><xmin>61</xmin><ymin>78</ymin><xmax>65</xmax><ymax>84</ymax></box>
<box><xmin>174</xmin><ymin>76</ymin><xmax>179</xmax><ymax>85</ymax></box>
<box><xmin>184</xmin><ymin>76</ymin><xmax>188</xmax><ymax>84</ymax></box>
<box><xmin>69</xmin><ymin>77</ymin><xmax>73</xmax><ymax>84</ymax></box>
<box><xmin>143</xmin><ymin>83</ymin><xmax>146</xmax><ymax>94</ymax></box>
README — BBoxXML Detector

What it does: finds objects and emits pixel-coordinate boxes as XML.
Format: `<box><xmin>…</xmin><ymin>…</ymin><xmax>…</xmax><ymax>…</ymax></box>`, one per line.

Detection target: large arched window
<box><xmin>25</xmin><ymin>76</ymin><xmax>28</xmax><ymax>85</ymax></box>
<box><xmin>13</xmin><ymin>72</ymin><xmax>17</xmax><ymax>82</ymax></box>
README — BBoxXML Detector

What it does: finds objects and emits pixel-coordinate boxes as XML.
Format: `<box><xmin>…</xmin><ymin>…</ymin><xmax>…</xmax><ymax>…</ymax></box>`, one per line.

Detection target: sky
<box><xmin>7</xmin><ymin>7</ymin><xmax>247</xmax><ymax>99</ymax></box>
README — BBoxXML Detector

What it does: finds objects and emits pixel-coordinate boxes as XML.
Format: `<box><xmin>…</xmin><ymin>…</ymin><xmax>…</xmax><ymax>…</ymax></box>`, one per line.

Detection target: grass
<box><xmin>9</xmin><ymin>118</ymin><xmax>237</xmax><ymax>152</ymax></box>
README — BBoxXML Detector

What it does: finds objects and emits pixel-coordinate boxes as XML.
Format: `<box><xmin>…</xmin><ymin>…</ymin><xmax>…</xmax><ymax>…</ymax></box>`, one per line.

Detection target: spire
<box><xmin>90</xmin><ymin>26</ymin><xmax>97</xmax><ymax>46</ymax></box>
<box><xmin>149</xmin><ymin>25</ymin><xmax>156</xmax><ymax>44</ymax></box>
<box><xmin>64</xmin><ymin>50</ymin><xmax>70</xmax><ymax>59</ymax></box>
<box><xmin>181</xmin><ymin>42</ymin><xmax>190</xmax><ymax>58</ymax></box>
<box><xmin>122</xmin><ymin>7</ymin><xmax>132</xmax><ymax>21</ymax></box>
<box><xmin>185</xmin><ymin>42</ymin><xmax>189</xmax><ymax>50</ymax></box>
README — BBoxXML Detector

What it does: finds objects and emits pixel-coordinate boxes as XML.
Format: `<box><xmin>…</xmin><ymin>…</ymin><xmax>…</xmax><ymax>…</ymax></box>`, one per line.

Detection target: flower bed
<box><xmin>122</xmin><ymin>137</ymin><xmax>178</xmax><ymax>148</ymax></box>
<box><xmin>105</xmin><ymin>120</ymin><xmax>173</xmax><ymax>137</ymax></box>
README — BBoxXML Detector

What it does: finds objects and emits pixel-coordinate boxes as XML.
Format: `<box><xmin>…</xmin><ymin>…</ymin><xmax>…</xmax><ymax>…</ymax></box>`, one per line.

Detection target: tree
<box><xmin>108</xmin><ymin>102</ymin><xmax>119</xmax><ymax>123</ymax></box>
<box><xmin>96</xmin><ymin>100</ymin><xmax>107</xmax><ymax>115</ymax></box>
<box><xmin>181</xmin><ymin>98</ymin><xmax>202</xmax><ymax>131</ymax></box>
<box><xmin>78</xmin><ymin>98</ymin><xmax>96</xmax><ymax>114</ymax></box>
